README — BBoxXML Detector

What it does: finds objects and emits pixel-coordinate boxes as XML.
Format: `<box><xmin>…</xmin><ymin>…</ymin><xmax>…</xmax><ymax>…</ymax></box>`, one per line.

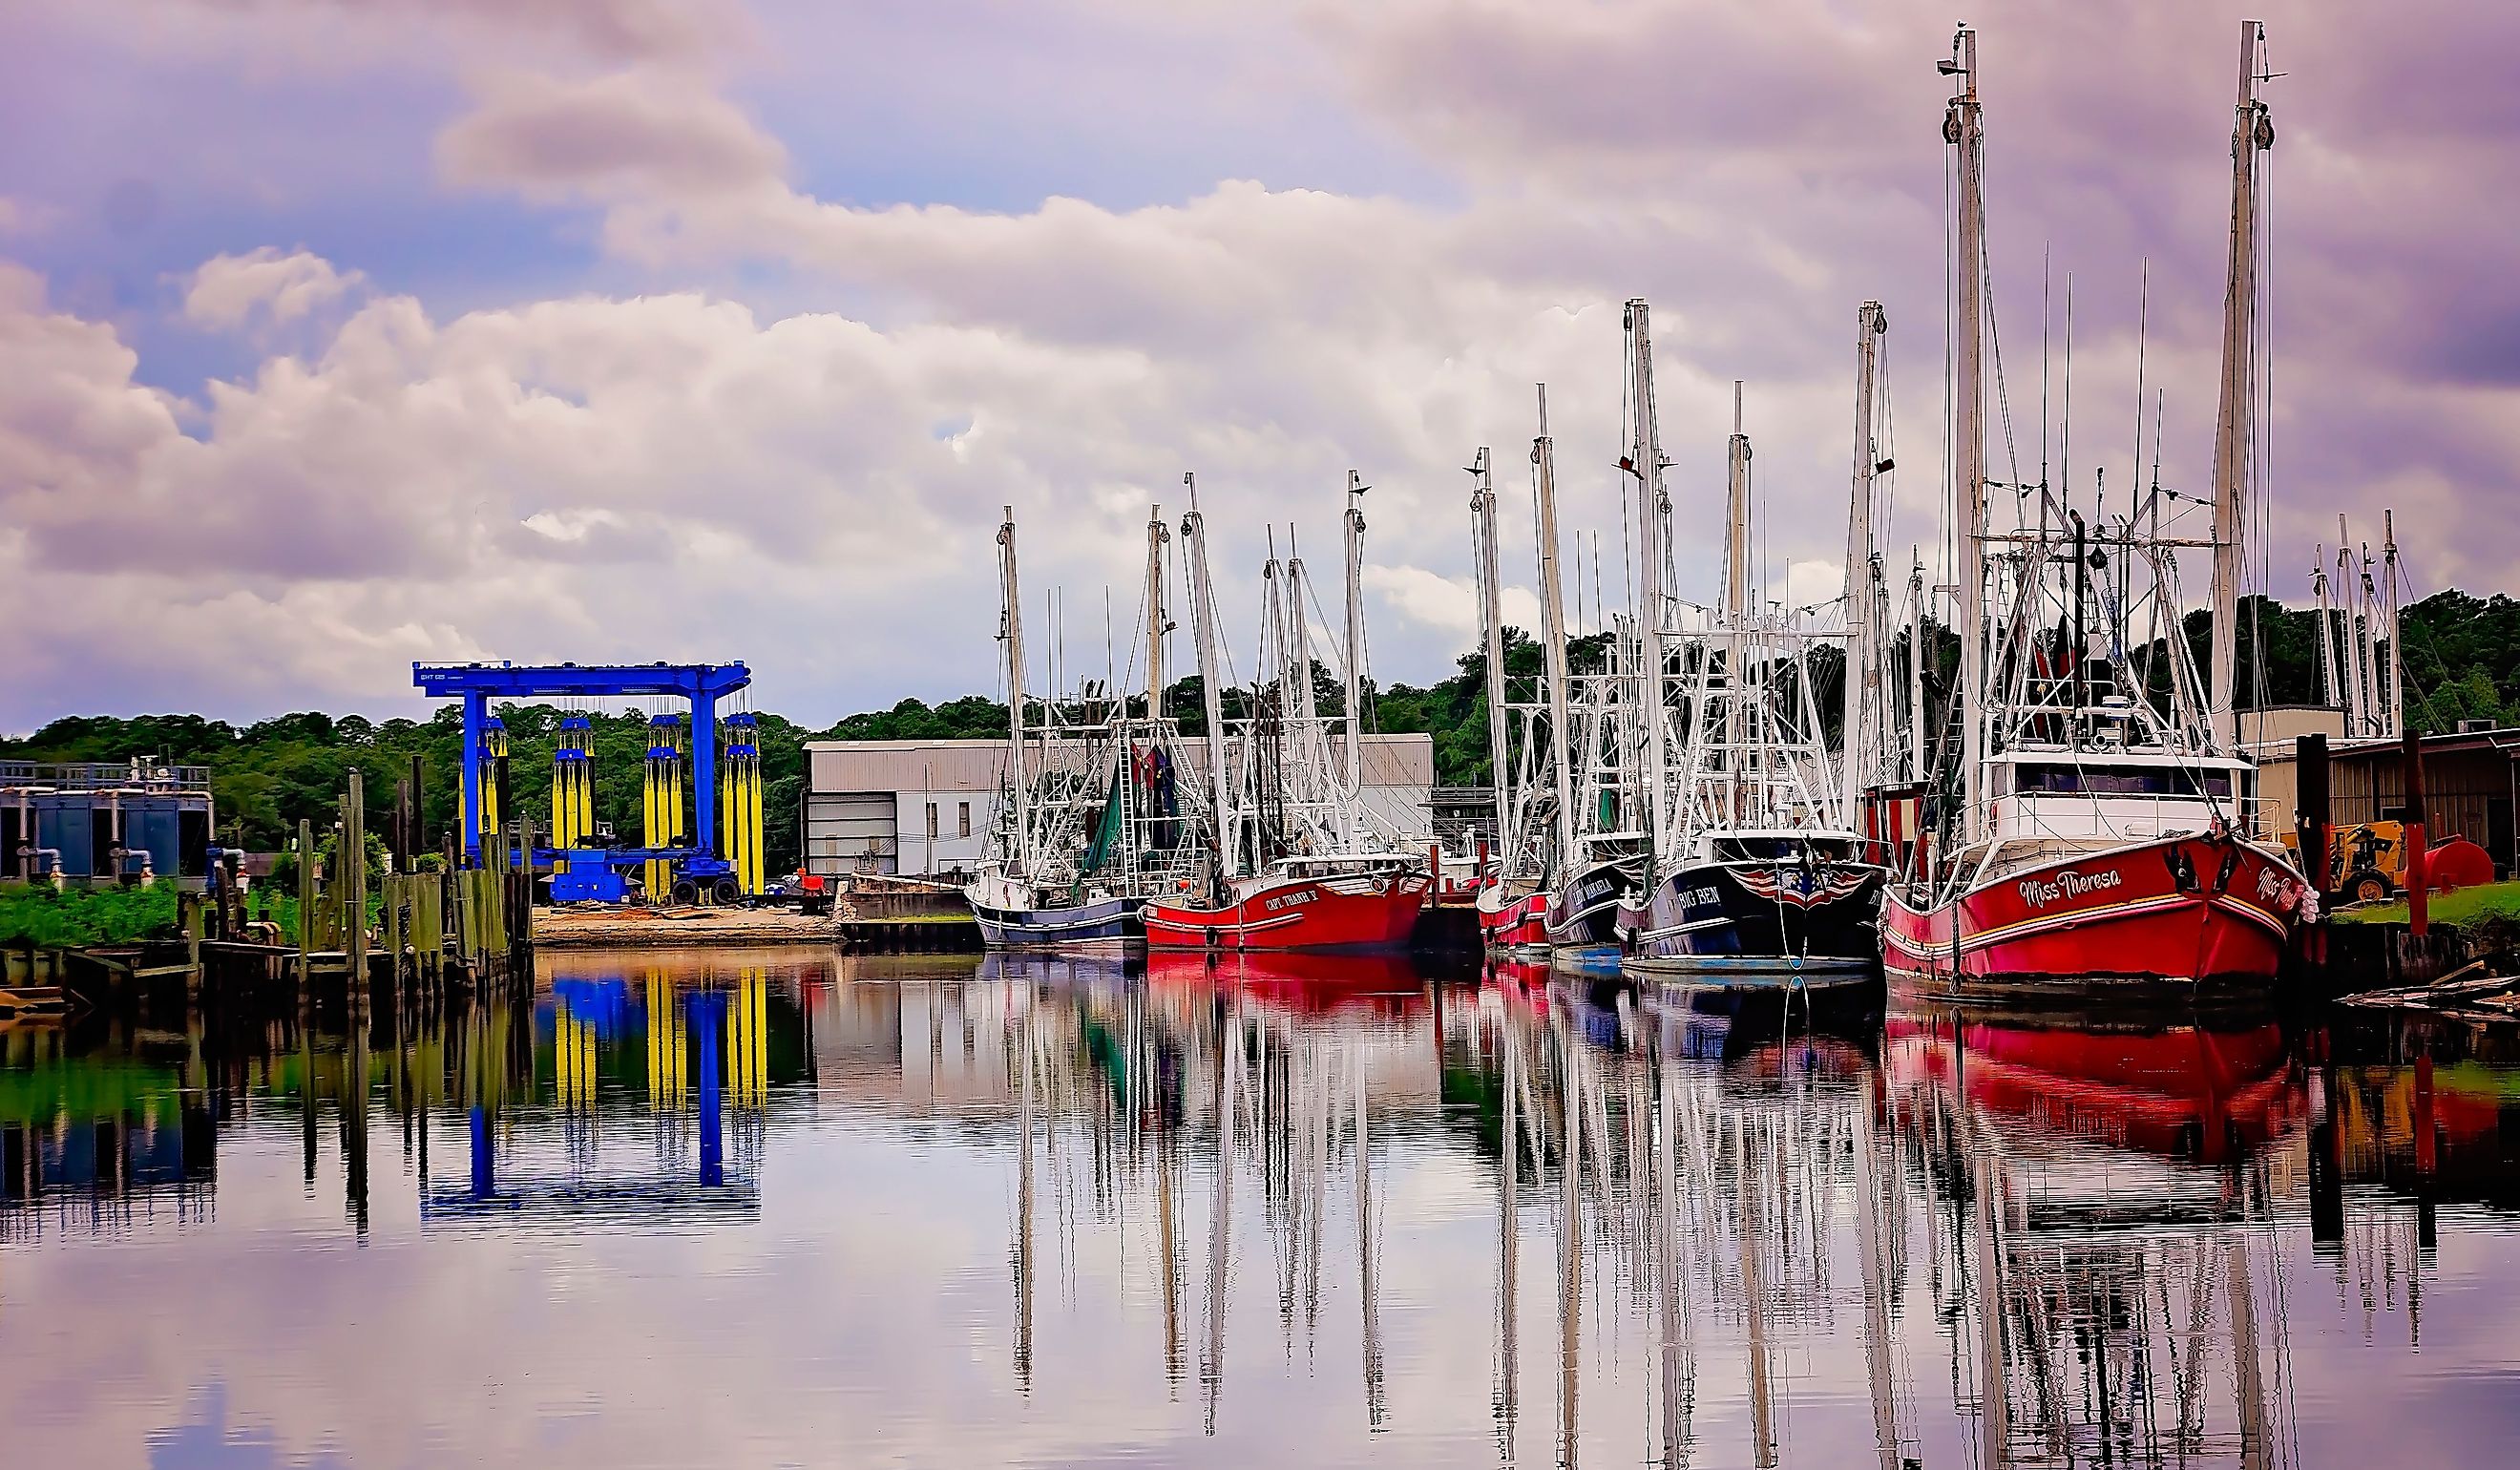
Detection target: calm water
<box><xmin>5</xmin><ymin>950</ymin><xmax>2519</xmax><ymax>1468</ymax></box>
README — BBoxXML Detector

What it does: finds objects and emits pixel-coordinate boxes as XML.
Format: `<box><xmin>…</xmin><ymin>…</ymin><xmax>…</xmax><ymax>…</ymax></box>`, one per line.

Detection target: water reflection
<box><xmin>2</xmin><ymin>954</ymin><xmax>2517</xmax><ymax>1466</ymax></box>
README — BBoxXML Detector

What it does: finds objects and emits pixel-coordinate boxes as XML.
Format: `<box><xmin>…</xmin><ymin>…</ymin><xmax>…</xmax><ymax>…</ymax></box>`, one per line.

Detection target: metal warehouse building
<box><xmin>2256</xmin><ymin>726</ymin><xmax>2520</xmax><ymax>878</ymax></box>
<box><xmin>3</xmin><ymin>760</ymin><xmax>216</xmax><ymax>885</ymax></box>
<box><xmin>802</xmin><ymin>734</ymin><xmax>1437</xmax><ymax>878</ymax></box>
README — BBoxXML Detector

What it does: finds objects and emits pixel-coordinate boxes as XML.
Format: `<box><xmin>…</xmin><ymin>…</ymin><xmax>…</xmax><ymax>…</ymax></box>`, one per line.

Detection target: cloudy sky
<box><xmin>2</xmin><ymin>0</ymin><xmax>2507</xmax><ymax>731</ymax></box>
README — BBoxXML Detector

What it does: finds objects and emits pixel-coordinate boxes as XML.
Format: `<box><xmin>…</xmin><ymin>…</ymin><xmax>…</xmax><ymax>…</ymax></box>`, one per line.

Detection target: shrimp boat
<box><xmin>1615</xmin><ymin>304</ymin><xmax>1886</xmax><ymax>986</ymax></box>
<box><xmin>1538</xmin><ymin>612</ymin><xmax>1650</xmax><ymax>957</ymax></box>
<box><xmin>1877</xmin><ymin>25</ymin><xmax>2310</xmax><ymax>1003</ymax></box>
<box><xmin>1462</xmin><ymin>440</ymin><xmax>1558</xmax><ymax>955</ymax></box>
<box><xmin>1541</xmin><ymin>598</ymin><xmax>1649</xmax><ymax>956</ymax></box>
<box><xmin>1144</xmin><ymin>474</ymin><xmax>1432</xmax><ymax>952</ymax></box>
<box><xmin>1469</xmin><ymin>394</ymin><xmax>1654</xmax><ymax>961</ymax></box>
<box><xmin>967</xmin><ymin>505</ymin><xmax>1206</xmax><ymax>948</ymax></box>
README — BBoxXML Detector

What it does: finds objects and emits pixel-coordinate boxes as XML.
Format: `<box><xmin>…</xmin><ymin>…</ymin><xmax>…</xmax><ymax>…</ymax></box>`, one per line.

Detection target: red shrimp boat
<box><xmin>1880</xmin><ymin>27</ymin><xmax>2308</xmax><ymax>1007</ymax></box>
<box><xmin>1475</xmin><ymin>884</ymin><xmax>1549</xmax><ymax>952</ymax></box>
<box><xmin>1883</xmin><ymin>756</ymin><xmax>2311</xmax><ymax>1006</ymax></box>
<box><xmin>1144</xmin><ymin>854</ymin><xmax>1429</xmax><ymax>953</ymax></box>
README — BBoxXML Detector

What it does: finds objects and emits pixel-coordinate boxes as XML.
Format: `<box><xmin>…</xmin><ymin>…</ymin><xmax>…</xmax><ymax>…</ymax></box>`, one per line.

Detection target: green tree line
<box><xmin>8</xmin><ymin>590</ymin><xmax>2510</xmax><ymax>865</ymax></box>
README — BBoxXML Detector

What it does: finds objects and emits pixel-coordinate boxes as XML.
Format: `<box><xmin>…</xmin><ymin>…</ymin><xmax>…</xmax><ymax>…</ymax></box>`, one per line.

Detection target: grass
<box><xmin>2331</xmin><ymin>878</ymin><xmax>2520</xmax><ymax>928</ymax></box>
<box><xmin>0</xmin><ymin>883</ymin><xmax>186</xmax><ymax>947</ymax></box>
<box><xmin>0</xmin><ymin>882</ymin><xmax>304</xmax><ymax>947</ymax></box>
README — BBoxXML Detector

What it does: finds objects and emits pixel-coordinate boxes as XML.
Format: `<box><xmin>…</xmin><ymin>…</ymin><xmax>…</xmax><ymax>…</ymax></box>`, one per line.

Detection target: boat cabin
<box><xmin>1268</xmin><ymin>852</ymin><xmax>1420</xmax><ymax>881</ymax></box>
<box><xmin>1985</xmin><ymin>747</ymin><xmax>2257</xmax><ymax>846</ymax></box>
<box><xmin>1698</xmin><ymin>829</ymin><xmax>1865</xmax><ymax>864</ymax></box>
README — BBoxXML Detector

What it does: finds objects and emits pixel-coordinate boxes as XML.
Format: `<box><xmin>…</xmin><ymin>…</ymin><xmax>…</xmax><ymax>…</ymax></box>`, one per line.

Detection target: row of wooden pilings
<box><xmin>24</xmin><ymin>768</ymin><xmax>540</xmax><ymax>1017</ymax></box>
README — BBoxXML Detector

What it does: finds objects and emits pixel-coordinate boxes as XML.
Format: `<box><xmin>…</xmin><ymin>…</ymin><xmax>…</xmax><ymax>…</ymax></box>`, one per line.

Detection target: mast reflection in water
<box><xmin>3</xmin><ymin>950</ymin><xmax>2517</xmax><ymax>1467</ymax></box>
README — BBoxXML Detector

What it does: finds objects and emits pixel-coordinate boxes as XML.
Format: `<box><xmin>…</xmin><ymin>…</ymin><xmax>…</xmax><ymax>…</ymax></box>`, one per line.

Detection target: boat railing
<box><xmin>1984</xmin><ymin>790</ymin><xmax>2261</xmax><ymax>849</ymax></box>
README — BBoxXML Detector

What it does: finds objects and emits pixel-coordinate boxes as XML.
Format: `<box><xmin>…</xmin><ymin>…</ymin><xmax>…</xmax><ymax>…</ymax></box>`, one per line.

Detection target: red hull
<box><xmin>1476</xmin><ymin>889</ymin><xmax>1549</xmax><ymax>950</ymax></box>
<box><xmin>1886</xmin><ymin>1013</ymin><xmax>2300</xmax><ymax>1164</ymax></box>
<box><xmin>1145</xmin><ymin>871</ymin><xmax>1430</xmax><ymax>952</ymax></box>
<box><xmin>1881</xmin><ymin>832</ymin><xmax>2308</xmax><ymax>1001</ymax></box>
<box><xmin>1145</xmin><ymin>948</ymin><xmax>1423</xmax><ymax>1013</ymax></box>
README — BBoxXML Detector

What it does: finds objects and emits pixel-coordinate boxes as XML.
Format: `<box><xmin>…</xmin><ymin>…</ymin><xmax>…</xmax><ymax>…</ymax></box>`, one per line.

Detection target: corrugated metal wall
<box><xmin>804</xmin><ymin>792</ymin><xmax>899</xmax><ymax>876</ymax></box>
<box><xmin>2329</xmin><ymin>745</ymin><xmax>2516</xmax><ymax>872</ymax></box>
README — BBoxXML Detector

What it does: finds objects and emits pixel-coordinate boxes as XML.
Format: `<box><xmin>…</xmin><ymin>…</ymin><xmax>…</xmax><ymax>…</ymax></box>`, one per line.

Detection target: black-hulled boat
<box><xmin>1623</xmin><ymin>830</ymin><xmax>1883</xmax><ymax>986</ymax></box>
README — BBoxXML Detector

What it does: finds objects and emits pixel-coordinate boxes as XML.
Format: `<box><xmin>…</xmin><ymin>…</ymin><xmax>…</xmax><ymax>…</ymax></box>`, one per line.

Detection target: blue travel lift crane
<box><xmin>412</xmin><ymin>662</ymin><xmax>759</xmax><ymax>905</ymax></box>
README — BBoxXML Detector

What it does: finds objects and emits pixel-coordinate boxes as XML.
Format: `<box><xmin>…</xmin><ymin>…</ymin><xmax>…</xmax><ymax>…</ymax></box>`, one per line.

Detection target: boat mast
<box><xmin>1944</xmin><ymin>25</ymin><xmax>1988</xmax><ymax>845</ymax></box>
<box><xmin>1846</xmin><ymin>304</ymin><xmax>1889</xmax><ymax>824</ymax></box>
<box><xmin>998</xmin><ymin>506</ymin><xmax>1030</xmax><ymax>875</ymax></box>
<box><xmin>2356</xmin><ymin>541</ymin><xmax>2382</xmax><ymax>738</ymax></box>
<box><xmin>1907</xmin><ymin>553</ymin><xmax>1927</xmax><ymax>784</ymax></box>
<box><xmin>1625</xmin><ymin>301</ymin><xmax>1671</xmax><ymax>859</ymax></box>
<box><xmin>2383</xmin><ymin>508</ymin><xmax>2403</xmax><ymax>737</ymax></box>
<box><xmin>2208</xmin><ymin>18</ymin><xmax>2273</xmax><ymax>747</ymax></box>
<box><xmin>2339</xmin><ymin>529</ymin><xmax>2366</xmax><ymax>736</ymax></box>
<box><xmin>1535</xmin><ymin>389</ymin><xmax>1579</xmax><ymax>880</ymax></box>
<box><xmin>1146</xmin><ymin>504</ymin><xmax>1168</xmax><ymax>720</ymax></box>
<box><xmin>1291</xmin><ymin>532</ymin><xmax>1317</xmax><ymax>735</ymax></box>
<box><xmin>1183</xmin><ymin>477</ymin><xmax>1236</xmax><ymax>882</ymax></box>
<box><xmin>1726</xmin><ymin>383</ymin><xmax>1753</xmax><ymax>824</ymax></box>
<box><xmin>2313</xmin><ymin>547</ymin><xmax>2338</xmax><ymax>711</ymax></box>
<box><xmin>1344</xmin><ymin>472</ymin><xmax>1369</xmax><ymax>814</ymax></box>
<box><xmin>1474</xmin><ymin>447</ymin><xmax>1512</xmax><ymax>869</ymax></box>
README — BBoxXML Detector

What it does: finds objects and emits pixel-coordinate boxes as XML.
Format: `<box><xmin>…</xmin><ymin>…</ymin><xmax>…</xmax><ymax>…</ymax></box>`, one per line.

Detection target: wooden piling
<box><xmin>2296</xmin><ymin>733</ymin><xmax>2330</xmax><ymax>891</ymax></box>
<box><xmin>346</xmin><ymin>770</ymin><xmax>368</xmax><ymax>1000</ymax></box>
<box><xmin>2404</xmin><ymin>727</ymin><xmax>2429</xmax><ymax>938</ymax></box>
<box><xmin>296</xmin><ymin>818</ymin><xmax>317</xmax><ymax>984</ymax></box>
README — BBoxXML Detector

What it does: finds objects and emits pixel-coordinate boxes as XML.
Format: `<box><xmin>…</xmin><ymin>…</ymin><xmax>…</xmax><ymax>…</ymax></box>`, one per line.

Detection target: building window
<box><xmin>927</xmin><ymin>802</ymin><xmax>940</xmax><ymax>841</ymax></box>
<box><xmin>958</xmin><ymin>802</ymin><xmax>973</xmax><ymax>838</ymax></box>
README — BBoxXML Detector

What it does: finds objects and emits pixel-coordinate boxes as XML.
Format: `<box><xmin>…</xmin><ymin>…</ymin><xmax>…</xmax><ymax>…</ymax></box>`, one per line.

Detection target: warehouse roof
<box><xmin>806</xmin><ymin>733</ymin><xmax>1436</xmax><ymax>793</ymax></box>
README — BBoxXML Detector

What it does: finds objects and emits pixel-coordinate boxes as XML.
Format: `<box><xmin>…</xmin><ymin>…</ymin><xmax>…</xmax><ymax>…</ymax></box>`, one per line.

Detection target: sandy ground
<box><xmin>531</xmin><ymin>905</ymin><xmax>850</xmax><ymax>950</ymax></box>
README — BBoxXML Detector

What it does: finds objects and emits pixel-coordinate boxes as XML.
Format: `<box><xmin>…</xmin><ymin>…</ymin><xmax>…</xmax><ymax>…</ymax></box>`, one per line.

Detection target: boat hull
<box><xmin>1544</xmin><ymin>858</ymin><xmax>1634</xmax><ymax>953</ymax></box>
<box><xmin>1477</xmin><ymin>888</ymin><xmax>1550</xmax><ymax>951</ymax></box>
<box><xmin>1144</xmin><ymin>872</ymin><xmax>1431</xmax><ymax>953</ymax></box>
<box><xmin>970</xmin><ymin>893</ymin><xmax>1143</xmax><ymax>949</ymax></box>
<box><xmin>1880</xmin><ymin>833</ymin><xmax>2308</xmax><ymax>1006</ymax></box>
<box><xmin>1623</xmin><ymin>858</ymin><xmax>1886</xmax><ymax>985</ymax></box>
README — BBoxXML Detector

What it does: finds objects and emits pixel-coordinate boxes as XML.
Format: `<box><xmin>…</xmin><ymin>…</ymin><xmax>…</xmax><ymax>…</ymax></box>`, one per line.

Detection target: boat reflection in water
<box><xmin>1882</xmin><ymin>998</ymin><xmax>2303</xmax><ymax>1466</ymax></box>
<box><xmin>9</xmin><ymin>950</ymin><xmax>2520</xmax><ymax>1467</ymax></box>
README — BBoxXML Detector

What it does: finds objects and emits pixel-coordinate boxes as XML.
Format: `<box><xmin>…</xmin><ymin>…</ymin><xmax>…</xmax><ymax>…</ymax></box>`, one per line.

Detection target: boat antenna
<box><xmin>2130</xmin><ymin>257</ymin><xmax>2150</xmax><ymax>533</ymax></box>
<box><xmin>2061</xmin><ymin>276</ymin><xmax>2073</xmax><ymax>527</ymax></box>
<box><xmin>2039</xmin><ymin>244</ymin><xmax>2050</xmax><ymax>497</ymax></box>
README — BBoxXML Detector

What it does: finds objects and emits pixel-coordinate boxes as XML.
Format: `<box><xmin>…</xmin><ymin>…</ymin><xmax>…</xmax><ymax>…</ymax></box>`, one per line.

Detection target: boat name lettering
<box><xmin>1264</xmin><ymin>889</ymin><xmax>1316</xmax><ymax>913</ymax></box>
<box><xmin>2016</xmin><ymin>868</ymin><xmax>2124</xmax><ymax>908</ymax></box>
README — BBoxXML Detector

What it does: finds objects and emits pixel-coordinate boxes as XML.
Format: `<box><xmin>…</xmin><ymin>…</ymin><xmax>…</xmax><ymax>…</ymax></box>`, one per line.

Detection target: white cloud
<box><xmin>1783</xmin><ymin>557</ymin><xmax>1847</xmax><ymax>613</ymax></box>
<box><xmin>437</xmin><ymin>66</ymin><xmax>787</xmax><ymax>203</ymax></box>
<box><xmin>57</xmin><ymin>0</ymin><xmax>744</xmax><ymax>69</ymax></box>
<box><xmin>0</xmin><ymin>197</ymin><xmax>62</xmax><ymax>237</ymax></box>
<box><xmin>16</xmin><ymin>0</ymin><xmax>2520</xmax><ymax>734</ymax></box>
<box><xmin>182</xmin><ymin>247</ymin><xmax>364</xmax><ymax>329</ymax></box>
<box><xmin>1363</xmin><ymin>563</ymin><xmax>1543</xmax><ymax>643</ymax></box>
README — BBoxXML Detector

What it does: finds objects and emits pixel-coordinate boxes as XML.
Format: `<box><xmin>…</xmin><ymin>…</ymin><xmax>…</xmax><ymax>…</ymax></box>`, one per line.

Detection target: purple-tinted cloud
<box><xmin>2</xmin><ymin>0</ymin><xmax>2515</xmax><ymax>733</ymax></box>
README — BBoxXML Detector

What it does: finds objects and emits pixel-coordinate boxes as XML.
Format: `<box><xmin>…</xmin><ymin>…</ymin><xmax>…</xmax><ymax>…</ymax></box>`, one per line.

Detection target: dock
<box><xmin>532</xmin><ymin>905</ymin><xmax>979</xmax><ymax>953</ymax></box>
